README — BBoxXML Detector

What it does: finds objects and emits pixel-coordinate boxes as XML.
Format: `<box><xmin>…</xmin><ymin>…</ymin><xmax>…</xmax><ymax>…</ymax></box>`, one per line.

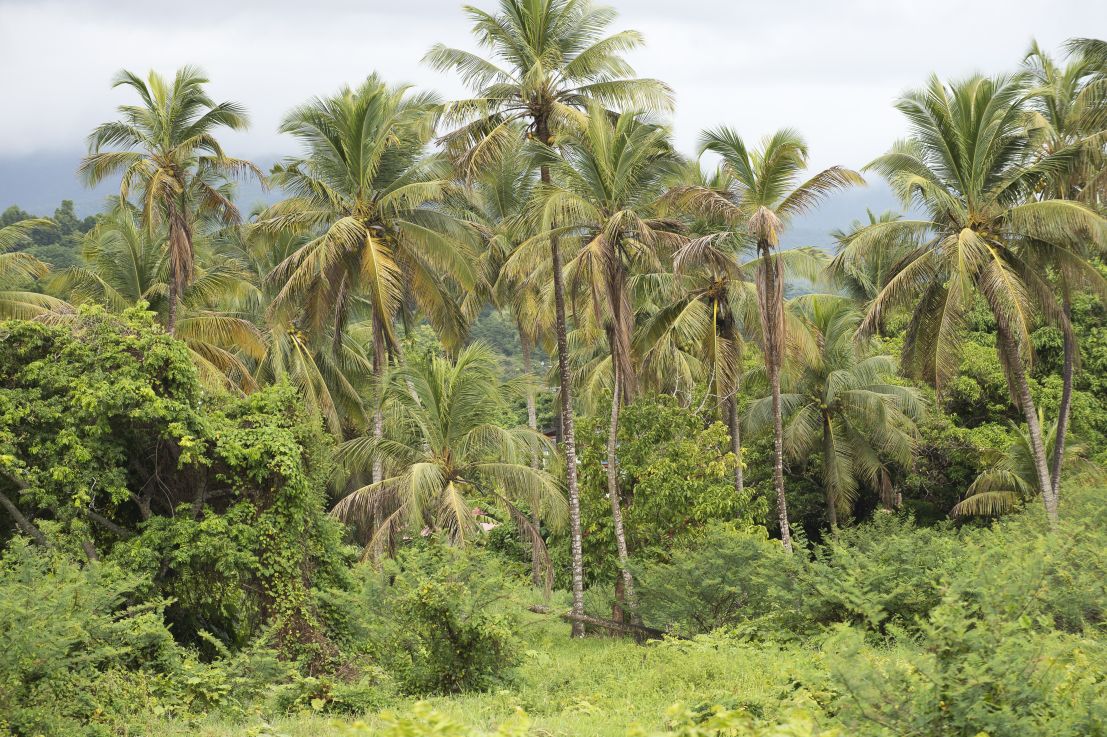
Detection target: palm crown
<box><xmin>79</xmin><ymin>67</ymin><xmax>261</xmax><ymax>333</ymax></box>
<box><xmin>425</xmin><ymin>0</ymin><xmax>672</xmax><ymax>171</ymax></box>
<box><xmin>333</xmin><ymin>343</ymin><xmax>565</xmax><ymax>578</ymax></box>
<box><xmin>259</xmin><ymin>74</ymin><xmax>478</xmax><ymax>356</ymax></box>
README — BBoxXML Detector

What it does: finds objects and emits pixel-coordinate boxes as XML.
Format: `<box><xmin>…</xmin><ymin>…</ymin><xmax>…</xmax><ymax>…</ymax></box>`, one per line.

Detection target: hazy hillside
<box><xmin>0</xmin><ymin>151</ymin><xmax>902</xmax><ymax>248</ymax></box>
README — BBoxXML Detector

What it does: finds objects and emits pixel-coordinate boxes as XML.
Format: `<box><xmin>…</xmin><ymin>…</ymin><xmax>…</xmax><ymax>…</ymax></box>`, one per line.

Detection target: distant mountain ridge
<box><xmin>0</xmin><ymin>151</ymin><xmax>280</xmax><ymax>217</ymax></box>
<box><xmin>0</xmin><ymin>151</ymin><xmax>904</xmax><ymax>248</ymax></box>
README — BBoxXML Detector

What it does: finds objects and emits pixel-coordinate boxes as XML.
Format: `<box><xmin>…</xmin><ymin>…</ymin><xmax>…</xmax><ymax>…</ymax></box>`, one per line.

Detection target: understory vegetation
<box><xmin>2</xmin><ymin>1</ymin><xmax>1107</xmax><ymax>735</ymax></box>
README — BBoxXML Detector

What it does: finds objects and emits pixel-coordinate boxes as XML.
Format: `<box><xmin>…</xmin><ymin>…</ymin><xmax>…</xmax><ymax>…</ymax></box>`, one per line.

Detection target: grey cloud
<box><xmin>1</xmin><ymin>0</ymin><xmax>1105</xmax><ymax>173</ymax></box>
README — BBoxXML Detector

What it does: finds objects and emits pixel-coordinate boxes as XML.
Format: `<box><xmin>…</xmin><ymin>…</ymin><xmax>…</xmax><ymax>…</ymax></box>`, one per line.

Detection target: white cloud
<box><xmin>0</xmin><ymin>0</ymin><xmax>1104</xmax><ymax>173</ymax></box>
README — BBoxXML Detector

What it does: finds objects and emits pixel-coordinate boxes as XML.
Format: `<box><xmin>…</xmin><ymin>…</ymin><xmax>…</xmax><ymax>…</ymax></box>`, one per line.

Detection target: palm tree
<box><xmin>456</xmin><ymin>134</ymin><xmax>555</xmax><ymax>583</ymax></box>
<box><xmin>80</xmin><ymin>67</ymin><xmax>261</xmax><ymax>334</ymax></box>
<box><xmin>52</xmin><ymin>207</ymin><xmax>265</xmax><ymax>392</ymax></box>
<box><xmin>218</xmin><ymin>219</ymin><xmax>375</xmax><ymax>435</ymax></box>
<box><xmin>256</xmin><ymin>74</ymin><xmax>478</xmax><ymax>476</ymax></box>
<box><xmin>333</xmin><ymin>343</ymin><xmax>566</xmax><ymax>585</ymax></box>
<box><xmin>644</xmin><ymin>163</ymin><xmax>830</xmax><ymax>502</ymax></box>
<box><xmin>458</xmin><ymin>131</ymin><xmax>545</xmax><ymax>442</ymax></box>
<box><xmin>675</xmin><ymin>129</ymin><xmax>863</xmax><ymax>551</ymax></box>
<box><xmin>832</xmin><ymin>74</ymin><xmax>1107</xmax><ymax>525</ymax></box>
<box><xmin>952</xmin><ymin>414</ymin><xmax>1087</xmax><ymax>518</ymax></box>
<box><xmin>426</xmin><ymin>0</ymin><xmax>672</xmax><ymax>634</ymax></box>
<box><xmin>0</xmin><ymin>218</ymin><xmax>68</xmax><ymax>319</ymax></box>
<box><xmin>1022</xmin><ymin>42</ymin><xmax>1107</xmax><ymax>500</ymax></box>
<box><xmin>520</xmin><ymin>105</ymin><xmax>681</xmax><ymax>610</ymax></box>
<box><xmin>829</xmin><ymin>210</ymin><xmax>923</xmax><ymax>330</ymax></box>
<box><xmin>747</xmin><ymin>296</ymin><xmax>924</xmax><ymax>527</ymax></box>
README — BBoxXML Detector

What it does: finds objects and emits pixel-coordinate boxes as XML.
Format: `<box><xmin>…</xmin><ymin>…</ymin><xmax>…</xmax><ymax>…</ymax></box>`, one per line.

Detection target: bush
<box><xmin>636</xmin><ymin>523</ymin><xmax>802</xmax><ymax>636</ymax></box>
<box><xmin>564</xmin><ymin>393</ymin><xmax>764</xmax><ymax>588</ymax></box>
<box><xmin>951</xmin><ymin>487</ymin><xmax>1107</xmax><ymax>635</ymax></box>
<box><xmin>819</xmin><ymin>488</ymin><xmax>1107</xmax><ymax>737</ymax></box>
<box><xmin>270</xmin><ymin>669</ymin><xmax>393</xmax><ymax>716</ymax></box>
<box><xmin>354</xmin><ymin>543</ymin><xmax>523</xmax><ymax>695</ymax></box>
<box><xmin>0</xmin><ymin>540</ymin><xmax>180</xmax><ymax>737</ymax></box>
<box><xmin>796</xmin><ymin>512</ymin><xmax>967</xmax><ymax>636</ymax></box>
<box><xmin>0</xmin><ymin>308</ymin><xmax>355</xmax><ymax>663</ymax></box>
<box><xmin>825</xmin><ymin>604</ymin><xmax>1107</xmax><ymax>737</ymax></box>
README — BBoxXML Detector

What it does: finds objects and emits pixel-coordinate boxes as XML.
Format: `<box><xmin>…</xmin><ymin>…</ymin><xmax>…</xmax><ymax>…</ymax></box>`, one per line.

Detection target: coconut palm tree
<box><xmin>1022</xmin><ymin>42</ymin><xmax>1107</xmax><ymax>499</ymax></box>
<box><xmin>829</xmin><ymin>210</ymin><xmax>924</xmax><ymax>328</ymax></box>
<box><xmin>951</xmin><ymin>414</ymin><xmax>1088</xmax><ymax>518</ymax></box>
<box><xmin>79</xmin><ymin>67</ymin><xmax>261</xmax><ymax>334</ymax></box>
<box><xmin>518</xmin><ymin>104</ymin><xmax>681</xmax><ymax>609</ymax></box>
<box><xmin>52</xmin><ymin>207</ymin><xmax>265</xmax><ymax>391</ymax></box>
<box><xmin>832</xmin><ymin>74</ymin><xmax>1107</xmax><ymax>525</ymax></box>
<box><xmin>747</xmin><ymin>296</ymin><xmax>924</xmax><ymax>527</ymax></box>
<box><xmin>644</xmin><ymin>162</ymin><xmax>830</xmax><ymax>502</ymax></box>
<box><xmin>674</xmin><ymin>128</ymin><xmax>863</xmax><ymax>551</ymax></box>
<box><xmin>455</xmin><ymin>135</ymin><xmax>555</xmax><ymax>583</ymax></box>
<box><xmin>218</xmin><ymin>219</ymin><xmax>375</xmax><ymax>436</ymax></box>
<box><xmin>0</xmin><ymin>218</ymin><xmax>68</xmax><ymax>319</ymax></box>
<box><xmin>427</xmin><ymin>0</ymin><xmax>672</xmax><ymax>633</ymax></box>
<box><xmin>332</xmin><ymin>343</ymin><xmax>566</xmax><ymax>585</ymax></box>
<box><xmin>256</xmin><ymin>74</ymin><xmax>478</xmax><ymax>476</ymax></box>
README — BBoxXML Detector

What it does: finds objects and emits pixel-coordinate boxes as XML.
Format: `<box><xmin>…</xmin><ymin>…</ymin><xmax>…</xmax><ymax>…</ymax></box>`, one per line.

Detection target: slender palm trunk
<box><xmin>166</xmin><ymin>207</ymin><xmax>192</xmax><ymax>336</ymax></box>
<box><xmin>757</xmin><ymin>243</ymin><xmax>793</xmax><ymax>552</ymax></box>
<box><xmin>997</xmin><ymin>321</ymin><xmax>1057</xmax><ymax>525</ymax></box>
<box><xmin>371</xmin><ymin>312</ymin><xmax>386</xmax><ymax>484</ymax></box>
<box><xmin>727</xmin><ymin>392</ymin><xmax>745</xmax><ymax>501</ymax></box>
<box><xmin>1050</xmin><ymin>290</ymin><xmax>1074</xmax><ymax>498</ymax></box>
<box><xmin>521</xmin><ymin>331</ymin><xmax>541</xmax><ymax>469</ymax></box>
<box><xmin>606</xmin><ymin>363</ymin><xmax>638</xmax><ymax>616</ymax></box>
<box><xmin>167</xmin><ymin>282</ymin><xmax>180</xmax><ymax>335</ymax></box>
<box><xmin>520</xmin><ymin>329</ymin><xmax>544</xmax><ymax>587</ymax></box>
<box><xmin>769</xmin><ymin>362</ymin><xmax>793</xmax><ymax>550</ymax></box>
<box><xmin>822</xmin><ymin>415</ymin><xmax>838</xmax><ymax>529</ymax></box>
<box><xmin>537</xmin><ymin>128</ymin><xmax>586</xmax><ymax>635</ymax></box>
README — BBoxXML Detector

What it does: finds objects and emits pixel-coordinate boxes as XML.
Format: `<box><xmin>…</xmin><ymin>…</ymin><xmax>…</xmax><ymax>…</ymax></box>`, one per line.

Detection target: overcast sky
<box><xmin>1</xmin><ymin>0</ymin><xmax>1104</xmax><ymax>212</ymax></box>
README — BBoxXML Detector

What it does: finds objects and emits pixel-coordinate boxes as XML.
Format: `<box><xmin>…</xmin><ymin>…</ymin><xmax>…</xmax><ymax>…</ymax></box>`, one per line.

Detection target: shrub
<box><xmin>335</xmin><ymin>702</ymin><xmax>531</xmax><ymax>737</ymax></box>
<box><xmin>796</xmin><ymin>512</ymin><xmax>967</xmax><ymax>636</ymax></box>
<box><xmin>270</xmin><ymin>669</ymin><xmax>393</xmax><ymax>716</ymax></box>
<box><xmin>951</xmin><ymin>487</ymin><xmax>1107</xmax><ymax>635</ymax></box>
<box><xmin>565</xmin><ymin>394</ymin><xmax>764</xmax><ymax>588</ymax></box>
<box><xmin>825</xmin><ymin>605</ymin><xmax>1107</xmax><ymax>737</ymax></box>
<box><xmin>656</xmin><ymin>702</ymin><xmax>842</xmax><ymax>737</ymax></box>
<box><xmin>635</xmin><ymin>523</ymin><xmax>802</xmax><ymax>636</ymax></box>
<box><xmin>354</xmin><ymin>543</ymin><xmax>523</xmax><ymax>695</ymax></box>
<box><xmin>0</xmin><ymin>540</ymin><xmax>180</xmax><ymax>737</ymax></box>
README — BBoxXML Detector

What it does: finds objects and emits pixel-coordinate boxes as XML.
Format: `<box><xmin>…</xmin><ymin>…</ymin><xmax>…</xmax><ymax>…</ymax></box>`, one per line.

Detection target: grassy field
<box><xmin>144</xmin><ymin>611</ymin><xmax>807</xmax><ymax>737</ymax></box>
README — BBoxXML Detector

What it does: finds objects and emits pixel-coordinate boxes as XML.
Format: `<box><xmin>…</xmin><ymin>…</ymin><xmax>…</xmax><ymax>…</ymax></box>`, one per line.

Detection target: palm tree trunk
<box><xmin>606</xmin><ymin>364</ymin><xmax>638</xmax><ymax>616</ymax></box>
<box><xmin>823</xmin><ymin>415</ymin><xmax>838</xmax><ymax>529</ymax></box>
<box><xmin>727</xmin><ymin>393</ymin><xmax>745</xmax><ymax>501</ymax></box>
<box><xmin>521</xmin><ymin>330</ymin><xmax>540</xmax><ymax>469</ymax></box>
<box><xmin>757</xmin><ymin>244</ymin><xmax>793</xmax><ymax>552</ymax></box>
<box><xmin>769</xmin><ymin>361</ymin><xmax>793</xmax><ymax>551</ymax></box>
<box><xmin>371</xmin><ymin>311</ymin><xmax>386</xmax><ymax>485</ymax></box>
<box><xmin>166</xmin><ymin>207</ymin><xmax>192</xmax><ymax>337</ymax></box>
<box><xmin>537</xmin><ymin>127</ymin><xmax>586</xmax><ymax>636</ymax></box>
<box><xmin>997</xmin><ymin>321</ymin><xmax>1057</xmax><ymax>525</ymax></box>
<box><xmin>1050</xmin><ymin>291</ymin><xmax>1074</xmax><ymax>498</ymax></box>
<box><xmin>167</xmin><ymin>281</ymin><xmax>180</xmax><ymax>335</ymax></box>
<box><xmin>520</xmin><ymin>328</ymin><xmax>544</xmax><ymax>587</ymax></box>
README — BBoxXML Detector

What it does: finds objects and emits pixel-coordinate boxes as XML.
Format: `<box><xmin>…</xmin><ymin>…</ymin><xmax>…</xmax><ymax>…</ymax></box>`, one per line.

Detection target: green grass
<box><xmin>144</xmin><ymin>612</ymin><xmax>805</xmax><ymax>737</ymax></box>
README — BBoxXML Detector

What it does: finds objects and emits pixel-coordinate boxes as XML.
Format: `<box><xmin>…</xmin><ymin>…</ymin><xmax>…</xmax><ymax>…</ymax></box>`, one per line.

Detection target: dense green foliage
<box><xmin>354</xmin><ymin>544</ymin><xmax>524</xmax><ymax>695</ymax></box>
<box><xmin>2</xmin><ymin>2</ymin><xmax>1107</xmax><ymax>736</ymax></box>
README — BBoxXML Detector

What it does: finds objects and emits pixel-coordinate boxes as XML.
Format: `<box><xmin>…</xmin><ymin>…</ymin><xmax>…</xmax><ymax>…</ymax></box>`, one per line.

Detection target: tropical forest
<box><xmin>2</xmin><ymin>2</ymin><xmax>1107</xmax><ymax>736</ymax></box>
